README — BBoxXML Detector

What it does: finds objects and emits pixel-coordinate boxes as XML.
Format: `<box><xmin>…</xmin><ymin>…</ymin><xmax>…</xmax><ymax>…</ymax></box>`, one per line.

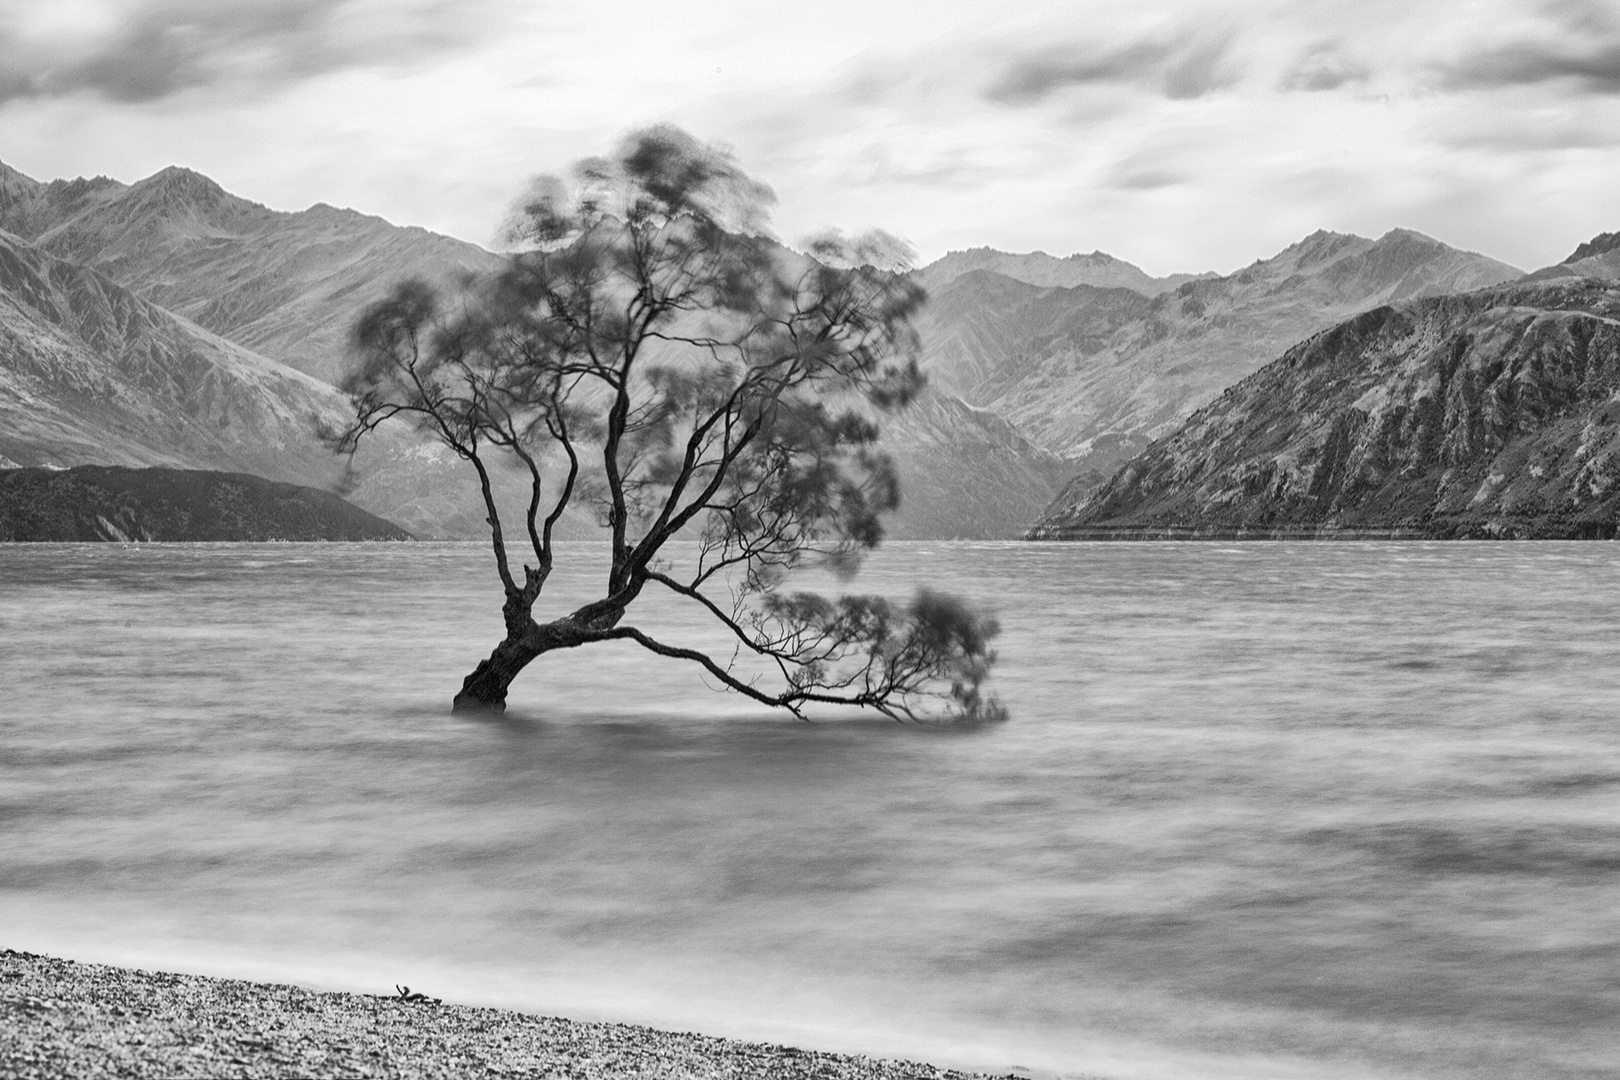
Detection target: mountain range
<box><xmin>914</xmin><ymin>246</ymin><xmax>1213</xmax><ymax>296</ymax></box>
<box><xmin>0</xmin><ymin>160</ymin><xmax>1067</xmax><ymax>539</ymax></box>
<box><xmin>911</xmin><ymin>229</ymin><xmax>1523</xmax><ymax>488</ymax></box>
<box><xmin>0</xmin><ymin>162</ymin><xmax>499</xmax><ymax>387</ymax></box>
<box><xmin>5</xmin><ymin>156</ymin><xmax>1607</xmax><ymax>541</ymax></box>
<box><xmin>1028</xmin><ymin>242</ymin><xmax>1620</xmax><ymax>539</ymax></box>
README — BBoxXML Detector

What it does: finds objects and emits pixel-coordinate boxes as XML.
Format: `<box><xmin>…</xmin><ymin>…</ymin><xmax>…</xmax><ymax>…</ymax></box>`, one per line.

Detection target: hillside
<box><xmin>909</xmin><ymin>271</ymin><xmax>1153</xmax><ymax>403</ymax></box>
<box><xmin>1027</xmin><ymin>276</ymin><xmax>1620</xmax><ymax>540</ymax></box>
<box><xmin>0</xmin><ymin>224</ymin><xmax>551</xmax><ymax>539</ymax></box>
<box><xmin>876</xmin><ymin>389</ymin><xmax>1073</xmax><ymax>539</ymax></box>
<box><xmin>0</xmin><ymin>466</ymin><xmax>412</xmax><ymax>541</ymax></box>
<box><xmin>916</xmin><ymin>230</ymin><xmax>1523</xmax><ymax>486</ymax></box>
<box><xmin>0</xmin><ymin>225</ymin><xmax>356</xmax><ymax>479</ymax></box>
<box><xmin>1521</xmin><ymin>232</ymin><xmax>1620</xmax><ymax>285</ymax></box>
<box><xmin>0</xmin><ymin>162</ymin><xmax>501</xmax><ymax>386</ymax></box>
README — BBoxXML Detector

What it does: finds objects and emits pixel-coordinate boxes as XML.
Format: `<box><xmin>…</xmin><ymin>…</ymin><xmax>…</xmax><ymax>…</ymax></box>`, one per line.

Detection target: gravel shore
<box><xmin>0</xmin><ymin>949</ymin><xmax>1023</xmax><ymax>1079</ymax></box>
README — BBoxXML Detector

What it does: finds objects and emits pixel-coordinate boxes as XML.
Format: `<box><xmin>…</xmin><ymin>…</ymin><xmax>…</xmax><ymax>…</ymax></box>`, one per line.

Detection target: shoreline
<box><xmin>0</xmin><ymin>949</ymin><xmax>1027</xmax><ymax>1079</ymax></box>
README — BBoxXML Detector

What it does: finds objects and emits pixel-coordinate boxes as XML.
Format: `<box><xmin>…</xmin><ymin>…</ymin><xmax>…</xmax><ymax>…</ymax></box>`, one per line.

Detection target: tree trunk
<box><xmin>452</xmin><ymin>633</ymin><xmax>544</xmax><ymax>714</ymax></box>
<box><xmin>451</xmin><ymin>597</ymin><xmax>632</xmax><ymax>714</ymax></box>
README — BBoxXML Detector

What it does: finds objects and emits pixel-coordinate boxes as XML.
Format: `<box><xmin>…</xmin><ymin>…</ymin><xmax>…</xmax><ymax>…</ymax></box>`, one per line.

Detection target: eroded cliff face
<box><xmin>1029</xmin><ymin>278</ymin><xmax>1620</xmax><ymax>539</ymax></box>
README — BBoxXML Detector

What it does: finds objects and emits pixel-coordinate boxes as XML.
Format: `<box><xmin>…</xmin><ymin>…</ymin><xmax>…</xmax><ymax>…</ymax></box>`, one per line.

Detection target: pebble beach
<box><xmin>0</xmin><ymin>950</ymin><xmax>1025</xmax><ymax>1080</ymax></box>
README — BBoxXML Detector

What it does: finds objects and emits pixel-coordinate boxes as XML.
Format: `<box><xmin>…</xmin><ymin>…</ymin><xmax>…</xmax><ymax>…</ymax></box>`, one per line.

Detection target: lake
<box><xmin>2</xmin><ymin>540</ymin><xmax>1617</xmax><ymax>1079</ymax></box>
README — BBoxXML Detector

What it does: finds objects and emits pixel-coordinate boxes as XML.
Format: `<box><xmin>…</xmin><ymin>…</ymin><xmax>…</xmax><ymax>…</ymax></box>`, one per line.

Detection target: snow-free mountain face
<box><xmin>0</xmin><ymin>161</ymin><xmax>502</xmax><ymax>387</ymax></box>
<box><xmin>914</xmin><ymin>246</ymin><xmax>1212</xmax><ymax>296</ymax></box>
<box><xmin>0</xmin><ymin>225</ymin><xmax>525</xmax><ymax>538</ymax></box>
<box><xmin>1028</xmin><ymin>275</ymin><xmax>1620</xmax><ymax>539</ymax></box>
<box><xmin>0</xmin><ymin>161</ymin><xmax>1074</xmax><ymax>539</ymax></box>
<box><xmin>876</xmin><ymin>389</ymin><xmax>1073</xmax><ymax>539</ymax></box>
<box><xmin>0</xmin><ymin>225</ymin><xmax>343</xmax><ymax>476</ymax></box>
<box><xmin>913</xmin><ymin>229</ymin><xmax>1524</xmax><ymax>485</ymax></box>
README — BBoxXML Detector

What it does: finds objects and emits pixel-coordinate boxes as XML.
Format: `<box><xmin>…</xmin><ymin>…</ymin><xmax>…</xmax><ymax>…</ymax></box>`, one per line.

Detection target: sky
<box><xmin>1</xmin><ymin>0</ymin><xmax>1619</xmax><ymax>275</ymax></box>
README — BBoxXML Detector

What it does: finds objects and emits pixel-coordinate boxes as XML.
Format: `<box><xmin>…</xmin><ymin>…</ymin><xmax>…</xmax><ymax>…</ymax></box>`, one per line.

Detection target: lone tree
<box><xmin>338</xmin><ymin>126</ymin><xmax>1002</xmax><ymax>719</ymax></box>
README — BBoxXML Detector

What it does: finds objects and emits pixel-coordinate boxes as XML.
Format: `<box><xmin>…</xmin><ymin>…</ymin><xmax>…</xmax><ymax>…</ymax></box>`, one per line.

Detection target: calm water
<box><xmin>2</xmin><ymin>541</ymin><xmax>1618</xmax><ymax>1079</ymax></box>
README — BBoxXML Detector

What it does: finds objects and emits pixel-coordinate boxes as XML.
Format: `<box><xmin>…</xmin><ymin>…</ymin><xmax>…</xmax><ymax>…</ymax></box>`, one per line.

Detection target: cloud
<box><xmin>1280</xmin><ymin>44</ymin><xmax>1370</xmax><ymax>92</ymax></box>
<box><xmin>1443</xmin><ymin>39</ymin><xmax>1620</xmax><ymax>92</ymax></box>
<box><xmin>984</xmin><ymin>26</ymin><xmax>1241</xmax><ymax>106</ymax></box>
<box><xmin>0</xmin><ymin>0</ymin><xmax>501</xmax><ymax>105</ymax></box>
<box><xmin>1438</xmin><ymin>0</ymin><xmax>1620</xmax><ymax>94</ymax></box>
<box><xmin>1101</xmin><ymin>127</ymin><xmax>1216</xmax><ymax>191</ymax></box>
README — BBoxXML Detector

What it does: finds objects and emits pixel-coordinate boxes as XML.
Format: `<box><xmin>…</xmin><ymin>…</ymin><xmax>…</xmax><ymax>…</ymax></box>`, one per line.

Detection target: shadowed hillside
<box><xmin>0</xmin><ymin>465</ymin><xmax>412</xmax><ymax>541</ymax></box>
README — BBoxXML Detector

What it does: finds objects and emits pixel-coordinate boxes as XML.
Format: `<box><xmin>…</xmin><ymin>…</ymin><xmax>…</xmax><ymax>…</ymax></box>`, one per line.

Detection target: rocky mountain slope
<box><xmin>1521</xmin><ymin>232</ymin><xmax>1620</xmax><ymax>285</ymax></box>
<box><xmin>914</xmin><ymin>246</ymin><xmax>1210</xmax><ymax>296</ymax></box>
<box><xmin>0</xmin><ymin>465</ymin><xmax>412</xmax><ymax>541</ymax></box>
<box><xmin>915</xmin><ymin>230</ymin><xmax>1524</xmax><ymax>484</ymax></box>
<box><xmin>1028</xmin><ymin>275</ymin><xmax>1620</xmax><ymax>539</ymax></box>
<box><xmin>0</xmin><ymin>224</ymin><xmax>529</xmax><ymax>538</ymax></box>
<box><xmin>0</xmin><ymin>161</ymin><xmax>501</xmax><ymax>386</ymax></box>
<box><xmin>0</xmin><ymin>225</ymin><xmax>350</xmax><ymax>477</ymax></box>
<box><xmin>875</xmin><ymin>390</ymin><xmax>1073</xmax><ymax>538</ymax></box>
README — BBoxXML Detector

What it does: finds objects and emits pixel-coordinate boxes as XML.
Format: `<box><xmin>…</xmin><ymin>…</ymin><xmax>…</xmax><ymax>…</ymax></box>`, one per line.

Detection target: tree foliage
<box><xmin>337</xmin><ymin>125</ymin><xmax>1003</xmax><ymax>720</ymax></box>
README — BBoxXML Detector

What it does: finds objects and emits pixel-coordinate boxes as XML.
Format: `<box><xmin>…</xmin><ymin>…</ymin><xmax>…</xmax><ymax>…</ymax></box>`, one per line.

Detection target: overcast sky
<box><xmin>1</xmin><ymin>0</ymin><xmax>1618</xmax><ymax>274</ymax></box>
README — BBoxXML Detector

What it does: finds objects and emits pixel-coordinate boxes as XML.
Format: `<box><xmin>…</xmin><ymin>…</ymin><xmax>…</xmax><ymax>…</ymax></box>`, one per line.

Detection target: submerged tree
<box><xmin>337</xmin><ymin>126</ymin><xmax>1002</xmax><ymax>719</ymax></box>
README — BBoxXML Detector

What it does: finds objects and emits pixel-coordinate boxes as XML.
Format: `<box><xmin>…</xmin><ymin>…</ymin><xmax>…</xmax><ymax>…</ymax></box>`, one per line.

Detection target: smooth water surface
<box><xmin>2</xmin><ymin>541</ymin><xmax>1618</xmax><ymax>1079</ymax></box>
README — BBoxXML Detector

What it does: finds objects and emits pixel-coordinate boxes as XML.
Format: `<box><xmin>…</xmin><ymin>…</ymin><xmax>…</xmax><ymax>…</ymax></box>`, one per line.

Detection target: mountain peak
<box><xmin>1375</xmin><ymin>227</ymin><xmax>1440</xmax><ymax>245</ymax></box>
<box><xmin>135</xmin><ymin>165</ymin><xmax>228</xmax><ymax>200</ymax></box>
<box><xmin>105</xmin><ymin>165</ymin><xmax>259</xmax><ymax>231</ymax></box>
<box><xmin>1061</xmin><ymin>249</ymin><xmax>1130</xmax><ymax>267</ymax></box>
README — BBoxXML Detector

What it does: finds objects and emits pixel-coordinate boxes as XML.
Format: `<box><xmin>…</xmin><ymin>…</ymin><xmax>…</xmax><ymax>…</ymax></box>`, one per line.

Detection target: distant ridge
<box><xmin>914</xmin><ymin>245</ymin><xmax>1213</xmax><ymax>296</ymax></box>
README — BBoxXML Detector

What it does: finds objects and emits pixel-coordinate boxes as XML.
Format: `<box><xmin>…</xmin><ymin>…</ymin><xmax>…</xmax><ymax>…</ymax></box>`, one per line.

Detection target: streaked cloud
<box><xmin>1443</xmin><ymin>40</ymin><xmax>1620</xmax><ymax>93</ymax></box>
<box><xmin>1433</xmin><ymin>0</ymin><xmax>1620</xmax><ymax>94</ymax></box>
<box><xmin>0</xmin><ymin>0</ymin><xmax>501</xmax><ymax>104</ymax></box>
<box><xmin>984</xmin><ymin>27</ymin><xmax>1242</xmax><ymax>105</ymax></box>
